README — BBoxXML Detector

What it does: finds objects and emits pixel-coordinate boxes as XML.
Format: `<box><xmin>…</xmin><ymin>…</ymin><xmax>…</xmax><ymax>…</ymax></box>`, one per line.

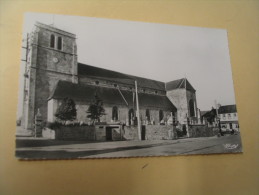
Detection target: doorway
<box><xmin>141</xmin><ymin>125</ymin><xmax>146</xmax><ymax>140</ymax></box>
<box><xmin>106</xmin><ymin>127</ymin><xmax>113</xmax><ymax>141</ymax></box>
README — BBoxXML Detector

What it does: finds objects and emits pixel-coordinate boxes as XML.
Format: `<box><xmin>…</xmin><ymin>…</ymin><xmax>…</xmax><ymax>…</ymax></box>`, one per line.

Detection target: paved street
<box><xmin>16</xmin><ymin>134</ymin><xmax>242</xmax><ymax>159</ymax></box>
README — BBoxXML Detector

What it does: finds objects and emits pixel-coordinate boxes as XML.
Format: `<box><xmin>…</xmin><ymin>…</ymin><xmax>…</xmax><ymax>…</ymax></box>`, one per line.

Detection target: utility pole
<box><xmin>135</xmin><ymin>80</ymin><xmax>141</xmax><ymax>140</ymax></box>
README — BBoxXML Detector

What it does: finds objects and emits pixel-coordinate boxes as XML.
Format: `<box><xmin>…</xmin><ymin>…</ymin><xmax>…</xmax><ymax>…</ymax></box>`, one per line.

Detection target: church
<box><xmin>22</xmin><ymin>22</ymin><xmax>199</xmax><ymax>131</ymax></box>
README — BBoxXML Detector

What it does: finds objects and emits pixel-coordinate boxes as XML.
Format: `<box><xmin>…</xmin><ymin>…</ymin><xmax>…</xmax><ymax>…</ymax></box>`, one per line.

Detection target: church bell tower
<box><xmin>22</xmin><ymin>22</ymin><xmax>78</xmax><ymax>129</ymax></box>
<box><xmin>166</xmin><ymin>78</ymin><xmax>198</xmax><ymax>125</ymax></box>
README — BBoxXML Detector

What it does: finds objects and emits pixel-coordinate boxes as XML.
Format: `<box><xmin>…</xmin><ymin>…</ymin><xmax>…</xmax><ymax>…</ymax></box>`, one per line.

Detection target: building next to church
<box><xmin>218</xmin><ymin>104</ymin><xmax>239</xmax><ymax>131</ymax></box>
<box><xmin>200</xmin><ymin>104</ymin><xmax>239</xmax><ymax>132</ymax></box>
<box><xmin>22</xmin><ymin>22</ymin><xmax>199</xmax><ymax>132</ymax></box>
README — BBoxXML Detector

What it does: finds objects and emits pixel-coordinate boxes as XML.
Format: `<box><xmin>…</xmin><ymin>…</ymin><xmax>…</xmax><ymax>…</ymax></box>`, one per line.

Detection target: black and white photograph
<box><xmin>16</xmin><ymin>13</ymin><xmax>242</xmax><ymax>159</ymax></box>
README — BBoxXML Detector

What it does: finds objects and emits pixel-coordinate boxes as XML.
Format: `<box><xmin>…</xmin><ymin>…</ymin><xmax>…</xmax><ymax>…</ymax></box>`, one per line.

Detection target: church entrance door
<box><xmin>106</xmin><ymin>127</ymin><xmax>113</xmax><ymax>141</ymax></box>
<box><xmin>141</xmin><ymin>125</ymin><xmax>146</xmax><ymax>140</ymax></box>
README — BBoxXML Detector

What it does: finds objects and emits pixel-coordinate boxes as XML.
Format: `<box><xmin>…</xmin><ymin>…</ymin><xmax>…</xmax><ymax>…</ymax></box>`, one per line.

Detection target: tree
<box><xmin>55</xmin><ymin>98</ymin><xmax>77</xmax><ymax>123</ymax></box>
<box><xmin>86</xmin><ymin>95</ymin><xmax>105</xmax><ymax>125</ymax></box>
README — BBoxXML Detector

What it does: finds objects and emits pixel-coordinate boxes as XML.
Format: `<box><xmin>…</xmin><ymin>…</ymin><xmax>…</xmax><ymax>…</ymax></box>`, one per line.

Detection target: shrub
<box><xmin>86</xmin><ymin>94</ymin><xmax>105</xmax><ymax>125</ymax></box>
<box><xmin>45</xmin><ymin>121</ymin><xmax>89</xmax><ymax>129</ymax></box>
<box><xmin>55</xmin><ymin>98</ymin><xmax>77</xmax><ymax>123</ymax></box>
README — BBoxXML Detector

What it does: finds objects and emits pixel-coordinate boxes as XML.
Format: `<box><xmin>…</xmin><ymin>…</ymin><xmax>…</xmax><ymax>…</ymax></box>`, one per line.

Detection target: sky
<box><xmin>18</xmin><ymin>12</ymin><xmax>237</xmax><ymax>117</ymax></box>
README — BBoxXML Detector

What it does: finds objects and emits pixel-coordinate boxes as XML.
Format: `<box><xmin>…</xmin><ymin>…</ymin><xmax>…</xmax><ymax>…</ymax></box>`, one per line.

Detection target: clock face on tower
<box><xmin>53</xmin><ymin>57</ymin><xmax>59</xmax><ymax>63</ymax></box>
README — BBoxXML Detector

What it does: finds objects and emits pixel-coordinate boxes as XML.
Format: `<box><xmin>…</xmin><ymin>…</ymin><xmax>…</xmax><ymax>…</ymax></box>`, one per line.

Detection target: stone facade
<box><xmin>123</xmin><ymin>125</ymin><xmax>176</xmax><ymax>140</ymax></box>
<box><xmin>188</xmin><ymin>125</ymin><xmax>219</xmax><ymax>138</ymax></box>
<box><xmin>23</xmin><ymin>22</ymin><xmax>77</xmax><ymax>130</ymax></box>
<box><xmin>166</xmin><ymin>83</ymin><xmax>198</xmax><ymax>125</ymax></box>
<box><xmin>166</xmin><ymin>89</ymin><xmax>188</xmax><ymax>124</ymax></box>
<box><xmin>48</xmin><ymin>98</ymin><xmax>174</xmax><ymax>126</ymax></box>
<box><xmin>23</xmin><ymin>22</ymin><xmax>200</xmax><ymax>137</ymax></box>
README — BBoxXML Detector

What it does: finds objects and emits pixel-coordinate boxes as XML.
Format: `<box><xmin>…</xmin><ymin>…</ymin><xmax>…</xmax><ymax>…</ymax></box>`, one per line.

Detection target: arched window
<box><xmin>146</xmin><ymin>109</ymin><xmax>150</xmax><ymax>121</ymax></box>
<box><xmin>128</xmin><ymin>109</ymin><xmax>134</xmax><ymax>125</ymax></box>
<box><xmin>112</xmin><ymin>106</ymin><xmax>118</xmax><ymax>121</ymax></box>
<box><xmin>57</xmin><ymin>36</ymin><xmax>62</xmax><ymax>50</ymax></box>
<box><xmin>172</xmin><ymin>112</ymin><xmax>177</xmax><ymax>124</ymax></box>
<box><xmin>159</xmin><ymin>110</ymin><xmax>164</xmax><ymax>122</ymax></box>
<box><xmin>50</xmin><ymin>34</ymin><xmax>55</xmax><ymax>48</ymax></box>
<box><xmin>189</xmin><ymin>99</ymin><xmax>195</xmax><ymax>117</ymax></box>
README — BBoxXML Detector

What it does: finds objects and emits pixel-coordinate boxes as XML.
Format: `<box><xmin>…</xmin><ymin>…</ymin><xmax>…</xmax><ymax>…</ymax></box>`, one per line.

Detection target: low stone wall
<box><xmin>95</xmin><ymin>126</ymin><xmax>106</xmax><ymax>141</ymax></box>
<box><xmin>43</xmin><ymin>125</ymin><xmax>122</xmax><ymax>141</ymax></box>
<box><xmin>48</xmin><ymin>126</ymin><xmax>96</xmax><ymax>140</ymax></box>
<box><xmin>112</xmin><ymin>128</ymin><xmax>122</xmax><ymax>141</ymax></box>
<box><xmin>188</xmin><ymin>125</ymin><xmax>219</xmax><ymax>138</ymax></box>
<box><xmin>146</xmin><ymin>125</ymin><xmax>176</xmax><ymax>140</ymax></box>
<box><xmin>43</xmin><ymin>124</ymin><xmax>217</xmax><ymax>141</ymax></box>
<box><xmin>123</xmin><ymin>125</ymin><xmax>177</xmax><ymax>140</ymax></box>
<box><xmin>123</xmin><ymin>126</ymin><xmax>139</xmax><ymax>140</ymax></box>
<box><xmin>42</xmin><ymin>128</ymin><xmax>56</xmax><ymax>139</ymax></box>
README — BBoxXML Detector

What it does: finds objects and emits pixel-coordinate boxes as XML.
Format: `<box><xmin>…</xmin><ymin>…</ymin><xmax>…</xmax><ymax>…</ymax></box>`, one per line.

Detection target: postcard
<box><xmin>16</xmin><ymin>13</ymin><xmax>242</xmax><ymax>159</ymax></box>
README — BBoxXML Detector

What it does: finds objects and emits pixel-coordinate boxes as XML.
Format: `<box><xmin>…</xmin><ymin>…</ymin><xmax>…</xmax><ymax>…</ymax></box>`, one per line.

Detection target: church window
<box><xmin>159</xmin><ymin>110</ymin><xmax>164</xmax><ymax>122</ymax></box>
<box><xmin>50</xmin><ymin>34</ymin><xmax>55</xmax><ymax>48</ymax></box>
<box><xmin>173</xmin><ymin>112</ymin><xmax>177</xmax><ymax>125</ymax></box>
<box><xmin>146</xmin><ymin>109</ymin><xmax>150</xmax><ymax>121</ymax></box>
<box><xmin>112</xmin><ymin>106</ymin><xmax>118</xmax><ymax>121</ymax></box>
<box><xmin>189</xmin><ymin>99</ymin><xmax>195</xmax><ymax>117</ymax></box>
<box><xmin>128</xmin><ymin>109</ymin><xmax>134</xmax><ymax>125</ymax></box>
<box><xmin>57</xmin><ymin>36</ymin><xmax>62</xmax><ymax>50</ymax></box>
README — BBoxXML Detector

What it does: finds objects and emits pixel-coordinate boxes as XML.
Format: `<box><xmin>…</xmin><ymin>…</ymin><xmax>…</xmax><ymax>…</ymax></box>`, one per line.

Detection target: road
<box><xmin>16</xmin><ymin>134</ymin><xmax>242</xmax><ymax>159</ymax></box>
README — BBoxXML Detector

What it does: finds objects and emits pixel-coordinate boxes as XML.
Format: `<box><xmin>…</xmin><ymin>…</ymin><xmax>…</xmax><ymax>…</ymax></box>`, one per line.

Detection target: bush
<box><xmin>86</xmin><ymin>95</ymin><xmax>105</xmax><ymax>125</ymax></box>
<box><xmin>55</xmin><ymin>98</ymin><xmax>77</xmax><ymax>122</ymax></box>
<box><xmin>45</xmin><ymin>121</ymin><xmax>89</xmax><ymax>130</ymax></box>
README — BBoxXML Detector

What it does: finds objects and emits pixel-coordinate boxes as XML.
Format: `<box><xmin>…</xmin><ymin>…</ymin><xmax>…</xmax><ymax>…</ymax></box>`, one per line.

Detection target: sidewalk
<box><xmin>16</xmin><ymin>136</ymin><xmax>217</xmax><ymax>151</ymax></box>
<box><xmin>15</xmin><ymin>135</ymin><xmax>241</xmax><ymax>159</ymax></box>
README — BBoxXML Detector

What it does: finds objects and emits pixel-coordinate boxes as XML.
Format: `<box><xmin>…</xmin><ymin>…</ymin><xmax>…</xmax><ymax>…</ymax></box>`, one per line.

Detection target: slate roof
<box><xmin>200</xmin><ymin>110</ymin><xmax>210</xmax><ymax>117</ymax></box>
<box><xmin>49</xmin><ymin>80</ymin><xmax>177</xmax><ymax>111</ymax></box>
<box><xmin>218</xmin><ymin>105</ymin><xmax>237</xmax><ymax>114</ymax></box>
<box><xmin>165</xmin><ymin>78</ymin><xmax>196</xmax><ymax>92</ymax></box>
<box><xmin>201</xmin><ymin>108</ymin><xmax>217</xmax><ymax>119</ymax></box>
<box><xmin>78</xmin><ymin>63</ymin><xmax>165</xmax><ymax>91</ymax></box>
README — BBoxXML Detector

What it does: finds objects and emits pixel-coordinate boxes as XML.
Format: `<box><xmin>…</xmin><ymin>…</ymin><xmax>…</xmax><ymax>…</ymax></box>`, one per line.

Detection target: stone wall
<box><xmin>166</xmin><ymin>88</ymin><xmax>188</xmax><ymax>124</ymax></box>
<box><xmin>188</xmin><ymin>125</ymin><xmax>219</xmax><ymax>138</ymax></box>
<box><xmin>43</xmin><ymin>124</ymin><xmax>124</xmax><ymax>141</ymax></box>
<box><xmin>48</xmin><ymin>98</ymin><xmax>174</xmax><ymax>127</ymax></box>
<box><xmin>145</xmin><ymin>125</ymin><xmax>176</xmax><ymax>140</ymax></box>
<box><xmin>24</xmin><ymin>23</ymin><xmax>78</xmax><ymax>130</ymax></box>
<box><xmin>122</xmin><ymin>125</ymin><xmax>177</xmax><ymax>140</ymax></box>
<box><xmin>95</xmin><ymin>126</ymin><xmax>106</xmax><ymax>141</ymax></box>
<box><xmin>123</xmin><ymin>126</ymin><xmax>139</xmax><ymax>140</ymax></box>
<box><xmin>42</xmin><ymin>128</ymin><xmax>56</xmax><ymax>139</ymax></box>
<box><xmin>54</xmin><ymin>126</ymin><xmax>95</xmax><ymax>140</ymax></box>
